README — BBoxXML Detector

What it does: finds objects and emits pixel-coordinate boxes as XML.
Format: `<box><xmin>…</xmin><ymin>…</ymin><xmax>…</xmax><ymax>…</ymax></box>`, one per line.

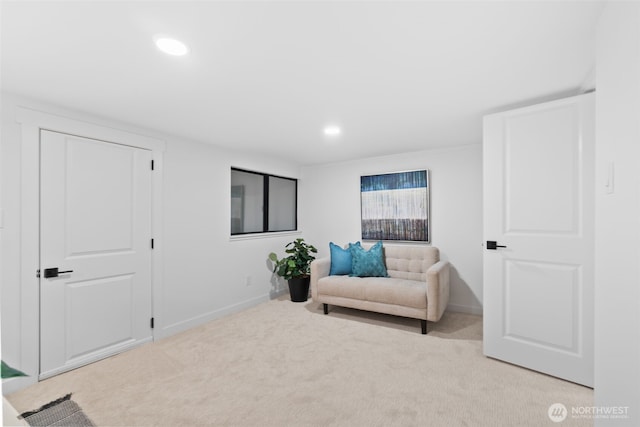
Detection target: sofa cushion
<box><xmin>350</xmin><ymin>241</ymin><xmax>389</xmax><ymax>277</ymax></box>
<box><xmin>318</xmin><ymin>276</ymin><xmax>366</xmax><ymax>300</ymax></box>
<box><xmin>383</xmin><ymin>246</ymin><xmax>439</xmax><ymax>281</ymax></box>
<box><xmin>329</xmin><ymin>242</ymin><xmax>354</xmax><ymax>275</ymax></box>
<box><xmin>317</xmin><ymin>276</ymin><xmax>427</xmax><ymax>309</ymax></box>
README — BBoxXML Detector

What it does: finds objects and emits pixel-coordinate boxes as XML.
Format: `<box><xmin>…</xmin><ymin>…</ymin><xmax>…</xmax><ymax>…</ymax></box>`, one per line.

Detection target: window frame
<box><xmin>230</xmin><ymin>167</ymin><xmax>298</xmax><ymax>236</ymax></box>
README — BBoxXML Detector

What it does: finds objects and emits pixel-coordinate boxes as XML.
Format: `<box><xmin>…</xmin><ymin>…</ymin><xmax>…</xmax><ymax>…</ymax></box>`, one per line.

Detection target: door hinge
<box><xmin>150</xmin><ymin>317</ymin><xmax>155</xmax><ymax>329</ymax></box>
<box><xmin>151</xmin><ymin>238</ymin><xmax>154</xmax><ymax>249</ymax></box>
<box><xmin>151</xmin><ymin>160</ymin><xmax>155</xmax><ymax>171</ymax></box>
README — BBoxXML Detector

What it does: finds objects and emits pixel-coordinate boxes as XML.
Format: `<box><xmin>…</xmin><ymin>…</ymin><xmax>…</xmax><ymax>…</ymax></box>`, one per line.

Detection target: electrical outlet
<box><xmin>245</xmin><ymin>276</ymin><xmax>252</xmax><ymax>286</ymax></box>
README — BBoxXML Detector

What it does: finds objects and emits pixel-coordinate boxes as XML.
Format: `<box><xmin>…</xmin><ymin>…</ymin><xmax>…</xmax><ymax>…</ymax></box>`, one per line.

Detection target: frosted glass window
<box><xmin>231</xmin><ymin>168</ymin><xmax>297</xmax><ymax>235</ymax></box>
<box><xmin>268</xmin><ymin>176</ymin><xmax>297</xmax><ymax>232</ymax></box>
<box><xmin>231</xmin><ymin>170</ymin><xmax>264</xmax><ymax>234</ymax></box>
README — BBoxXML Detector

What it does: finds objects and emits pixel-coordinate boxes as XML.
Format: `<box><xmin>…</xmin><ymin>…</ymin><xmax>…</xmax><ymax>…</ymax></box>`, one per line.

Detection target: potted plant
<box><xmin>269</xmin><ymin>238</ymin><xmax>318</xmax><ymax>302</ymax></box>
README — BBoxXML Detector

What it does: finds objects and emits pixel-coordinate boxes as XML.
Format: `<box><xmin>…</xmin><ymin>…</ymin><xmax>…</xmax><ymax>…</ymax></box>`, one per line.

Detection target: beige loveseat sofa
<box><xmin>310</xmin><ymin>245</ymin><xmax>450</xmax><ymax>334</ymax></box>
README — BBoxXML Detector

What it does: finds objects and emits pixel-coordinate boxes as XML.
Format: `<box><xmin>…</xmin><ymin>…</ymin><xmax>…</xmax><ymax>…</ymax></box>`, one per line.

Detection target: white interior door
<box><xmin>40</xmin><ymin>130</ymin><xmax>153</xmax><ymax>379</ymax></box>
<box><xmin>483</xmin><ymin>93</ymin><xmax>594</xmax><ymax>387</ymax></box>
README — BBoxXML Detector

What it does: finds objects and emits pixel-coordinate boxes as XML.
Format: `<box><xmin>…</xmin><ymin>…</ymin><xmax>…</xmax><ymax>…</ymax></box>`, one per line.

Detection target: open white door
<box><xmin>40</xmin><ymin>130</ymin><xmax>153</xmax><ymax>379</ymax></box>
<box><xmin>483</xmin><ymin>93</ymin><xmax>594</xmax><ymax>387</ymax></box>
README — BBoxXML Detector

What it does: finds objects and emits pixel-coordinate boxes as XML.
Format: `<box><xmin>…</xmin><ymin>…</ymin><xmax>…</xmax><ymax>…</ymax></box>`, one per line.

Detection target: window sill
<box><xmin>229</xmin><ymin>230</ymin><xmax>302</xmax><ymax>242</ymax></box>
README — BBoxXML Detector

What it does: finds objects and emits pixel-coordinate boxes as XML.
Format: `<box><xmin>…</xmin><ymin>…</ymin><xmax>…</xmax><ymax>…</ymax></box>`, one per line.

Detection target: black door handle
<box><xmin>43</xmin><ymin>267</ymin><xmax>74</xmax><ymax>278</ymax></box>
<box><xmin>486</xmin><ymin>241</ymin><xmax>507</xmax><ymax>250</ymax></box>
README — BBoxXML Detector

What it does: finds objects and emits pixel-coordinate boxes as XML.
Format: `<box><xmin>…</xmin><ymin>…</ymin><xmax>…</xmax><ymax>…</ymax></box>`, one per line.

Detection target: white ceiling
<box><xmin>1</xmin><ymin>1</ymin><xmax>603</xmax><ymax>165</ymax></box>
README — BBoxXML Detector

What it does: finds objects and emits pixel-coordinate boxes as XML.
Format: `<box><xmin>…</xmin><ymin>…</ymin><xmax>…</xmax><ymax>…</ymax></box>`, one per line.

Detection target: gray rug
<box><xmin>19</xmin><ymin>394</ymin><xmax>95</xmax><ymax>427</ymax></box>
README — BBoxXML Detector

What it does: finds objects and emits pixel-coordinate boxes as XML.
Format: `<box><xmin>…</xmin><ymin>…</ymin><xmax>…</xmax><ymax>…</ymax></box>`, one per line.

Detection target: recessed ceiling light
<box><xmin>155</xmin><ymin>37</ymin><xmax>189</xmax><ymax>56</ymax></box>
<box><xmin>324</xmin><ymin>126</ymin><xmax>342</xmax><ymax>136</ymax></box>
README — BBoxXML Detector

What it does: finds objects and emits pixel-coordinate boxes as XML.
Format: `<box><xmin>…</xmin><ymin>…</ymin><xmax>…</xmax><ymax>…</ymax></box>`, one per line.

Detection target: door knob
<box><xmin>486</xmin><ymin>241</ymin><xmax>507</xmax><ymax>250</ymax></box>
<box><xmin>43</xmin><ymin>267</ymin><xmax>74</xmax><ymax>278</ymax></box>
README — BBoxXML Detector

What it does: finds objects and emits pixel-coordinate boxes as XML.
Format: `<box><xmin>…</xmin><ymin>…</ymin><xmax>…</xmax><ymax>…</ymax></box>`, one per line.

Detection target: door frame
<box><xmin>12</xmin><ymin>107</ymin><xmax>165</xmax><ymax>390</ymax></box>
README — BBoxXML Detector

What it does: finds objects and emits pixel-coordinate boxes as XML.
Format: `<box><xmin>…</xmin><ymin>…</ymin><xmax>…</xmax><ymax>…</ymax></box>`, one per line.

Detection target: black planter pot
<box><xmin>288</xmin><ymin>277</ymin><xmax>310</xmax><ymax>302</ymax></box>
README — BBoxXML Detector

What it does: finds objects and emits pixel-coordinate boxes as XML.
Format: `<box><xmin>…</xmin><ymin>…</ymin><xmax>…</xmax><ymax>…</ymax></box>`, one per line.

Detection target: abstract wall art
<box><xmin>360</xmin><ymin>170</ymin><xmax>429</xmax><ymax>242</ymax></box>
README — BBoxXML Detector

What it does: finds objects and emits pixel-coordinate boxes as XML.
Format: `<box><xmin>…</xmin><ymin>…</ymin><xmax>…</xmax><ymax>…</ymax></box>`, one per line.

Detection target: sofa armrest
<box><xmin>426</xmin><ymin>260</ymin><xmax>450</xmax><ymax>322</ymax></box>
<box><xmin>310</xmin><ymin>257</ymin><xmax>331</xmax><ymax>300</ymax></box>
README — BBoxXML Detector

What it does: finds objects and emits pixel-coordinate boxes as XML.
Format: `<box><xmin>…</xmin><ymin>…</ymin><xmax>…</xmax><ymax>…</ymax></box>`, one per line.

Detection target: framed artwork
<box><xmin>360</xmin><ymin>170</ymin><xmax>429</xmax><ymax>242</ymax></box>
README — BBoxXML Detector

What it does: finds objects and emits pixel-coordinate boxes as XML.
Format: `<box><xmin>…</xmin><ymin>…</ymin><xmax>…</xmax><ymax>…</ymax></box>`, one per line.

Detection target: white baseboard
<box><xmin>269</xmin><ymin>289</ymin><xmax>288</xmax><ymax>299</ymax></box>
<box><xmin>446</xmin><ymin>303</ymin><xmax>483</xmax><ymax>316</ymax></box>
<box><xmin>2</xmin><ymin>376</ymin><xmax>37</xmax><ymax>396</ymax></box>
<box><xmin>156</xmin><ymin>294</ymin><xmax>271</xmax><ymax>340</ymax></box>
<box><xmin>39</xmin><ymin>337</ymin><xmax>152</xmax><ymax>381</ymax></box>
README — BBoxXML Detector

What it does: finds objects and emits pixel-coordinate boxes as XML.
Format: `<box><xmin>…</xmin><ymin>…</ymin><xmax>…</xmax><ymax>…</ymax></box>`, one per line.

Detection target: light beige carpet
<box><xmin>7</xmin><ymin>297</ymin><xmax>593</xmax><ymax>426</ymax></box>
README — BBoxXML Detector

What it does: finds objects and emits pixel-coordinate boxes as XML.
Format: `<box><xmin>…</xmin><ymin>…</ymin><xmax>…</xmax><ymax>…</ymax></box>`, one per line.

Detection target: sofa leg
<box><xmin>323</xmin><ymin>304</ymin><xmax>329</xmax><ymax>315</ymax></box>
<box><xmin>421</xmin><ymin>320</ymin><xmax>427</xmax><ymax>335</ymax></box>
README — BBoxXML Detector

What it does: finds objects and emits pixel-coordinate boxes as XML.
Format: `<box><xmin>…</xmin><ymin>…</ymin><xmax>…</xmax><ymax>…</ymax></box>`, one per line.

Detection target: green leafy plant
<box><xmin>269</xmin><ymin>238</ymin><xmax>318</xmax><ymax>281</ymax></box>
<box><xmin>1</xmin><ymin>360</ymin><xmax>27</xmax><ymax>379</ymax></box>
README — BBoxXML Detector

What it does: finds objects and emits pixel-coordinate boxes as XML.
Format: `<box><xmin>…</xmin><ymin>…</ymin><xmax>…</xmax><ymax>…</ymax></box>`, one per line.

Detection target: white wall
<box><xmin>161</xmin><ymin>138</ymin><xmax>301</xmax><ymax>334</ymax></box>
<box><xmin>0</xmin><ymin>93</ymin><xmax>302</xmax><ymax>391</ymax></box>
<box><xmin>300</xmin><ymin>144</ymin><xmax>483</xmax><ymax>314</ymax></box>
<box><xmin>594</xmin><ymin>2</ymin><xmax>640</xmax><ymax>424</ymax></box>
<box><xmin>0</xmin><ymin>96</ymin><xmax>23</xmax><ymax>378</ymax></box>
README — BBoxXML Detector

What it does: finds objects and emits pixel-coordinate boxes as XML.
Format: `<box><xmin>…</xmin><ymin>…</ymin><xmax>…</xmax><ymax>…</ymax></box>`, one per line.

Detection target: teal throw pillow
<box><xmin>329</xmin><ymin>241</ymin><xmax>361</xmax><ymax>275</ymax></box>
<box><xmin>350</xmin><ymin>241</ymin><xmax>389</xmax><ymax>278</ymax></box>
